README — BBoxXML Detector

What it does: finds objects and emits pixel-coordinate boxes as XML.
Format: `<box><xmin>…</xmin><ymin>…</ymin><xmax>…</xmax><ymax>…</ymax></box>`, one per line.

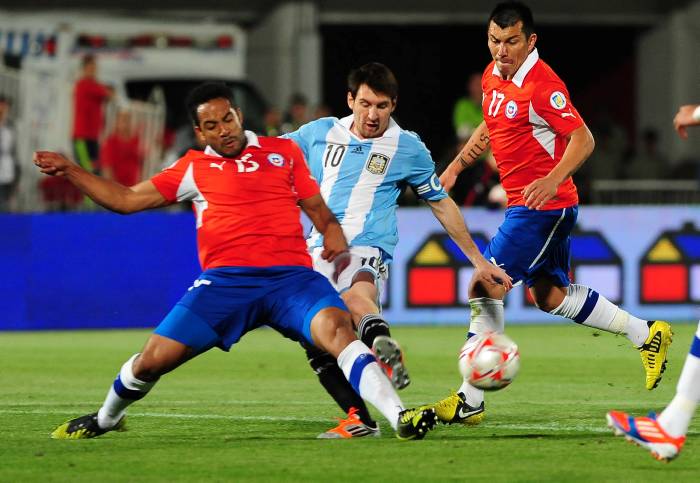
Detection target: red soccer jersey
<box><xmin>151</xmin><ymin>132</ymin><xmax>320</xmax><ymax>270</ymax></box>
<box><xmin>72</xmin><ymin>77</ymin><xmax>111</xmax><ymax>140</ymax></box>
<box><xmin>482</xmin><ymin>49</ymin><xmax>584</xmax><ymax>209</ymax></box>
<box><xmin>100</xmin><ymin>134</ymin><xmax>141</xmax><ymax>186</ymax></box>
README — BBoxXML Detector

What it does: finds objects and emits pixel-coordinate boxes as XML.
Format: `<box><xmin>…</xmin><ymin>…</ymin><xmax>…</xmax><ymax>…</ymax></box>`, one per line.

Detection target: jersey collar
<box><xmin>491</xmin><ymin>48</ymin><xmax>539</xmax><ymax>88</ymax></box>
<box><xmin>338</xmin><ymin>115</ymin><xmax>400</xmax><ymax>140</ymax></box>
<box><xmin>204</xmin><ymin>130</ymin><xmax>260</xmax><ymax>157</ymax></box>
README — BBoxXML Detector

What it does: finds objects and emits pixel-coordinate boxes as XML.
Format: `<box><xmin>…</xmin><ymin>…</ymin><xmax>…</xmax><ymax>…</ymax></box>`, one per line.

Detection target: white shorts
<box><xmin>310</xmin><ymin>246</ymin><xmax>388</xmax><ymax>300</ymax></box>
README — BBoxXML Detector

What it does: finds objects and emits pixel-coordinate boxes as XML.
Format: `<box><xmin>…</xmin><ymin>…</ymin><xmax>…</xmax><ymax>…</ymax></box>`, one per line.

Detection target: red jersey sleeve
<box><xmin>150</xmin><ymin>152</ymin><xmax>195</xmax><ymax>202</ymax></box>
<box><xmin>85</xmin><ymin>79</ymin><xmax>110</xmax><ymax>101</ymax></box>
<box><xmin>531</xmin><ymin>81</ymin><xmax>584</xmax><ymax>136</ymax></box>
<box><xmin>288</xmin><ymin>140</ymin><xmax>320</xmax><ymax>200</ymax></box>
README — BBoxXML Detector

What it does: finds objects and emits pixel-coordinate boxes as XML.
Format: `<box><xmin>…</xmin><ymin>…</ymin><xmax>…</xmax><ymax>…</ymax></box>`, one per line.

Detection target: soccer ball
<box><xmin>458</xmin><ymin>332</ymin><xmax>520</xmax><ymax>391</ymax></box>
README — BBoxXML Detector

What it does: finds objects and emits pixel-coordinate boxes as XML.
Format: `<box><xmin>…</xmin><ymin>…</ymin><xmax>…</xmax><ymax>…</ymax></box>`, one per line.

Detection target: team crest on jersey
<box><xmin>550</xmin><ymin>91</ymin><xmax>567</xmax><ymax>110</ymax></box>
<box><xmin>505</xmin><ymin>100</ymin><xmax>518</xmax><ymax>119</ymax></box>
<box><xmin>267</xmin><ymin>153</ymin><xmax>285</xmax><ymax>167</ymax></box>
<box><xmin>366</xmin><ymin>153</ymin><xmax>389</xmax><ymax>175</ymax></box>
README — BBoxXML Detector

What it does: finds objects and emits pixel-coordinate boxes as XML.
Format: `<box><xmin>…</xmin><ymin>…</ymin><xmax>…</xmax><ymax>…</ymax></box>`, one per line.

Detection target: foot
<box><xmin>317</xmin><ymin>407</ymin><xmax>381</xmax><ymax>439</ymax></box>
<box><xmin>639</xmin><ymin>321</ymin><xmax>673</xmax><ymax>390</ymax></box>
<box><xmin>372</xmin><ymin>335</ymin><xmax>410</xmax><ymax>390</ymax></box>
<box><xmin>396</xmin><ymin>407</ymin><xmax>438</xmax><ymax>441</ymax></box>
<box><xmin>51</xmin><ymin>412</ymin><xmax>125</xmax><ymax>439</ymax></box>
<box><xmin>430</xmin><ymin>391</ymin><xmax>485</xmax><ymax>425</ymax></box>
<box><xmin>606</xmin><ymin>410</ymin><xmax>685</xmax><ymax>462</ymax></box>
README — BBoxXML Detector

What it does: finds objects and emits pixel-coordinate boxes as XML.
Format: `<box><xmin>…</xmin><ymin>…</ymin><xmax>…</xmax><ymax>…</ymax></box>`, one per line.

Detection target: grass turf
<box><xmin>1</xmin><ymin>323</ymin><xmax>698</xmax><ymax>482</ymax></box>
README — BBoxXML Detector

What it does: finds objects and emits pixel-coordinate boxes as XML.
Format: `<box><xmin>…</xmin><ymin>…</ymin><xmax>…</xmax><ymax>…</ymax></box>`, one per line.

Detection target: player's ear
<box><xmin>346</xmin><ymin>91</ymin><xmax>354</xmax><ymax>110</ymax></box>
<box><xmin>234</xmin><ymin>107</ymin><xmax>244</xmax><ymax>126</ymax></box>
<box><xmin>390</xmin><ymin>97</ymin><xmax>397</xmax><ymax>113</ymax></box>
<box><xmin>193</xmin><ymin>125</ymin><xmax>206</xmax><ymax>145</ymax></box>
<box><xmin>527</xmin><ymin>33</ymin><xmax>537</xmax><ymax>52</ymax></box>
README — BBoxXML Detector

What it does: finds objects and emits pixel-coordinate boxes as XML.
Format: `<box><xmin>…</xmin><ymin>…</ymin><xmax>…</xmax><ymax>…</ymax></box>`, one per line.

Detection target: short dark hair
<box><xmin>347</xmin><ymin>62</ymin><xmax>398</xmax><ymax>101</ymax></box>
<box><xmin>82</xmin><ymin>53</ymin><xmax>95</xmax><ymax>68</ymax></box>
<box><xmin>185</xmin><ymin>82</ymin><xmax>237</xmax><ymax>125</ymax></box>
<box><xmin>488</xmin><ymin>2</ymin><xmax>535</xmax><ymax>39</ymax></box>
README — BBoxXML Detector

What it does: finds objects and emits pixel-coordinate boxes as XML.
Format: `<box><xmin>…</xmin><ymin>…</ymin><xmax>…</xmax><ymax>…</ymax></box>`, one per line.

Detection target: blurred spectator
<box><xmin>447</xmin><ymin>72</ymin><xmax>502</xmax><ymax>207</ymax></box>
<box><xmin>622</xmin><ymin>128</ymin><xmax>667</xmax><ymax>180</ymax></box>
<box><xmin>577</xmin><ymin>108</ymin><xmax>627</xmax><ymax>202</ymax></box>
<box><xmin>281</xmin><ymin>93</ymin><xmax>310</xmax><ymax>133</ymax></box>
<box><xmin>100</xmin><ymin>110</ymin><xmax>142</xmax><ymax>187</ymax></box>
<box><xmin>452</xmin><ymin>72</ymin><xmax>484</xmax><ymax>141</ymax></box>
<box><xmin>72</xmin><ymin>54</ymin><xmax>113</xmax><ymax>174</ymax></box>
<box><xmin>313</xmin><ymin>103</ymin><xmax>332</xmax><ymax>120</ymax></box>
<box><xmin>0</xmin><ymin>95</ymin><xmax>19</xmax><ymax>211</ymax></box>
<box><xmin>264</xmin><ymin>106</ymin><xmax>282</xmax><ymax>137</ymax></box>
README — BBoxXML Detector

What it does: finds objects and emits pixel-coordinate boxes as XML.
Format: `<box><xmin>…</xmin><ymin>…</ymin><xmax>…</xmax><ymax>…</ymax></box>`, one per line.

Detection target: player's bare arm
<box><xmin>673</xmin><ymin>104</ymin><xmax>700</xmax><ymax>140</ymax></box>
<box><xmin>33</xmin><ymin>151</ymin><xmax>169</xmax><ymax>214</ymax></box>
<box><xmin>439</xmin><ymin>121</ymin><xmax>490</xmax><ymax>192</ymax></box>
<box><xmin>522</xmin><ymin>124</ymin><xmax>594</xmax><ymax>210</ymax></box>
<box><xmin>427</xmin><ymin>196</ymin><xmax>512</xmax><ymax>291</ymax></box>
<box><xmin>299</xmin><ymin>193</ymin><xmax>348</xmax><ymax>262</ymax></box>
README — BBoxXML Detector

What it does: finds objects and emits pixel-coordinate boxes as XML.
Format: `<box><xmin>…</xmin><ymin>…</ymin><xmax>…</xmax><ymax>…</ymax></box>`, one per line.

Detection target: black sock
<box><xmin>302</xmin><ymin>342</ymin><xmax>377</xmax><ymax>428</ymax></box>
<box><xmin>357</xmin><ymin>314</ymin><xmax>391</xmax><ymax>348</ymax></box>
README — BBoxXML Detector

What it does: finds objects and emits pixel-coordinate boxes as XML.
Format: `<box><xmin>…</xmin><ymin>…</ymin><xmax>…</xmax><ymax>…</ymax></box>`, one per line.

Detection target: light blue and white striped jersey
<box><xmin>284</xmin><ymin>115</ymin><xmax>447</xmax><ymax>262</ymax></box>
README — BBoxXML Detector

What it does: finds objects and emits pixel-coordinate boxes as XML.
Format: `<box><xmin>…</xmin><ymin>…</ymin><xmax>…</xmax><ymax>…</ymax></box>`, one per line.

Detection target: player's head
<box><xmin>347</xmin><ymin>62</ymin><xmax>397</xmax><ymax>139</ymax></box>
<box><xmin>186</xmin><ymin>82</ymin><xmax>246</xmax><ymax>158</ymax></box>
<box><xmin>487</xmin><ymin>2</ymin><xmax>537</xmax><ymax>80</ymax></box>
<box><xmin>81</xmin><ymin>54</ymin><xmax>97</xmax><ymax>77</ymax></box>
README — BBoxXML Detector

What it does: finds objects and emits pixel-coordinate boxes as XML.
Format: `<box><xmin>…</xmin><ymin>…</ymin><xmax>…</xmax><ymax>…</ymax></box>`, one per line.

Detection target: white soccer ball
<box><xmin>458</xmin><ymin>332</ymin><xmax>520</xmax><ymax>391</ymax></box>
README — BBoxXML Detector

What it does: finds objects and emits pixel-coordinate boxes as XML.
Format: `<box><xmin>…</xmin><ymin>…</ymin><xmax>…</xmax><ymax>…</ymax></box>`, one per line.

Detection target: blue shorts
<box><xmin>483</xmin><ymin>206</ymin><xmax>578</xmax><ymax>288</ymax></box>
<box><xmin>154</xmin><ymin>266</ymin><xmax>347</xmax><ymax>353</ymax></box>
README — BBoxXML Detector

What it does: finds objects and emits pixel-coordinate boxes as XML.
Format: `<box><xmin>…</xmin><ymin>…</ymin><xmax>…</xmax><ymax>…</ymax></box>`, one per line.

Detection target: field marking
<box><xmin>0</xmin><ymin>408</ymin><xmax>614</xmax><ymax>433</ymax></box>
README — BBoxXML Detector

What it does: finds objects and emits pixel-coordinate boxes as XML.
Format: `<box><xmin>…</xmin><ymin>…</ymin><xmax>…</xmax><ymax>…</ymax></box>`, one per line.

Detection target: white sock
<box><xmin>657</xmin><ymin>323</ymin><xmax>700</xmax><ymax>437</ymax></box>
<box><xmin>337</xmin><ymin>340</ymin><xmax>404</xmax><ymax>430</ymax></box>
<box><xmin>97</xmin><ymin>354</ymin><xmax>156</xmax><ymax>429</ymax></box>
<box><xmin>458</xmin><ymin>298</ymin><xmax>504</xmax><ymax>407</ymax></box>
<box><xmin>548</xmin><ymin>284</ymin><xmax>649</xmax><ymax>346</ymax></box>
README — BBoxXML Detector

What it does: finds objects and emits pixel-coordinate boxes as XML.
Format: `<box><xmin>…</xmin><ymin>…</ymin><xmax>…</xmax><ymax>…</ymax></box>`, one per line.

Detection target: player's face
<box><xmin>347</xmin><ymin>84</ymin><xmax>396</xmax><ymax>139</ymax></box>
<box><xmin>194</xmin><ymin>97</ymin><xmax>247</xmax><ymax>158</ymax></box>
<box><xmin>487</xmin><ymin>21</ymin><xmax>537</xmax><ymax>80</ymax></box>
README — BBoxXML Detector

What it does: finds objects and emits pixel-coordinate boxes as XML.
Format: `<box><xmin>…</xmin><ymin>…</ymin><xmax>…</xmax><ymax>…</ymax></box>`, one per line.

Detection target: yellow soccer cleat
<box><xmin>396</xmin><ymin>407</ymin><xmax>437</xmax><ymax>441</ymax></box>
<box><xmin>51</xmin><ymin>412</ymin><xmax>125</xmax><ymax>439</ymax></box>
<box><xmin>639</xmin><ymin>321</ymin><xmax>673</xmax><ymax>390</ymax></box>
<box><xmin>430</xmin><ymin>391</ymin><xmax>485</xmax><ymax>425</ymax></box>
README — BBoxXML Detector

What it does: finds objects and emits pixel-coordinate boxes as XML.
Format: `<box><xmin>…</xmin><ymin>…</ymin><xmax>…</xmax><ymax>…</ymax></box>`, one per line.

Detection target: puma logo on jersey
<box><xmin>561</xmin><ymin>110</ymin><xmax>576</xmax><ymax>119</ymax></box>
<box><xmin>210</xmin><ymin>160</ymin><xmax>227</xmax><ymax>171</ymax></box>
<box><xmin>188</xmin><ymin>279</ymin><xmax>212</xmax><ymax>291</ymax></box>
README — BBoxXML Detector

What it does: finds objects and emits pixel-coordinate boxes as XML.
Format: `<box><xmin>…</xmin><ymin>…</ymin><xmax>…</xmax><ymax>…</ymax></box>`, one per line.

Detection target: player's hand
<box><xmin>522</xmin><ymin>177</ymin><xmax>558</xmax><ymax>210</ymax></box>
<box><xmin>330</xmin><ymin>251</ymin><xmax>351</xmax><ymax>284</ymax></box>
<box><xmin>439</xmin><ymin>165</ymin><xmax>459</xmax><ymax>192</ymax></box>
<box><xmin>673</xmin><ymin>104</ymin><xmax>700</xmax><ymax>140</ymax></box>
<box><xmin>33</xmin><ymin>151</ymin><xmax>74</xmax><ymax>177</ymax></box>
<box><xmin>473</xmin><ymin>259</ymin><xmax>513</xmax><ymax>292</ymax></box>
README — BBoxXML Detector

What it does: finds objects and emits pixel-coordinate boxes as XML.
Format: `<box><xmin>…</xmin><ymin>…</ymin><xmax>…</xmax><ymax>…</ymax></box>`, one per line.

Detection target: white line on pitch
<box><xmin>0</xmin><ymin>408</ymin><xmax>613</xmax><ymax>432</ymax></box>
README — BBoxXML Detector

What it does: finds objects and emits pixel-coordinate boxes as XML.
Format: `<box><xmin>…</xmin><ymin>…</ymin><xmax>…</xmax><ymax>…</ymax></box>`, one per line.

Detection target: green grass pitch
<box><xmin>1</xmin><ymin>323</ymin><xmax>698</xmax><ymax>482</ymax></box>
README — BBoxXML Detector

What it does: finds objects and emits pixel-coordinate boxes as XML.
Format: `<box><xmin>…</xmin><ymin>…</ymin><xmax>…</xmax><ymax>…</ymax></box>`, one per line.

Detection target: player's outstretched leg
<box><xmin>51</xmin><ymin>353</ymin><xmax>156</xmax><ymax>439</ymax></box>
<box><xmin>606</xmin><ymin>411</ymin><xmax>685</xmax><ymax>462</ymax></box>
<box><xmin>301</xmin><ymin>341</ymin><xmax>380</xmax><ymax>439</ymax></box>
<box><xmin>312</xmin><ymin>308</ymin><xmax>437</xmax><ymax>440</ymax></box>
<box><xmin>435</xmin><ymin>297</ymin><xmax>504</xmax><ymax>425</ymax></box>
<box><xmin>51</xmin><ymin>334</ymin><xmax>190</xmax><ymax>440</ymax></box>
<box><xmin>546</xmin><ymin>284</ymin><xmax>672</xmax><ymax>390</ymax></box>
<box><xmin>606</xmin><ymin>321</ymin><xmax>700</xmax><ymax>461</ymax></box>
